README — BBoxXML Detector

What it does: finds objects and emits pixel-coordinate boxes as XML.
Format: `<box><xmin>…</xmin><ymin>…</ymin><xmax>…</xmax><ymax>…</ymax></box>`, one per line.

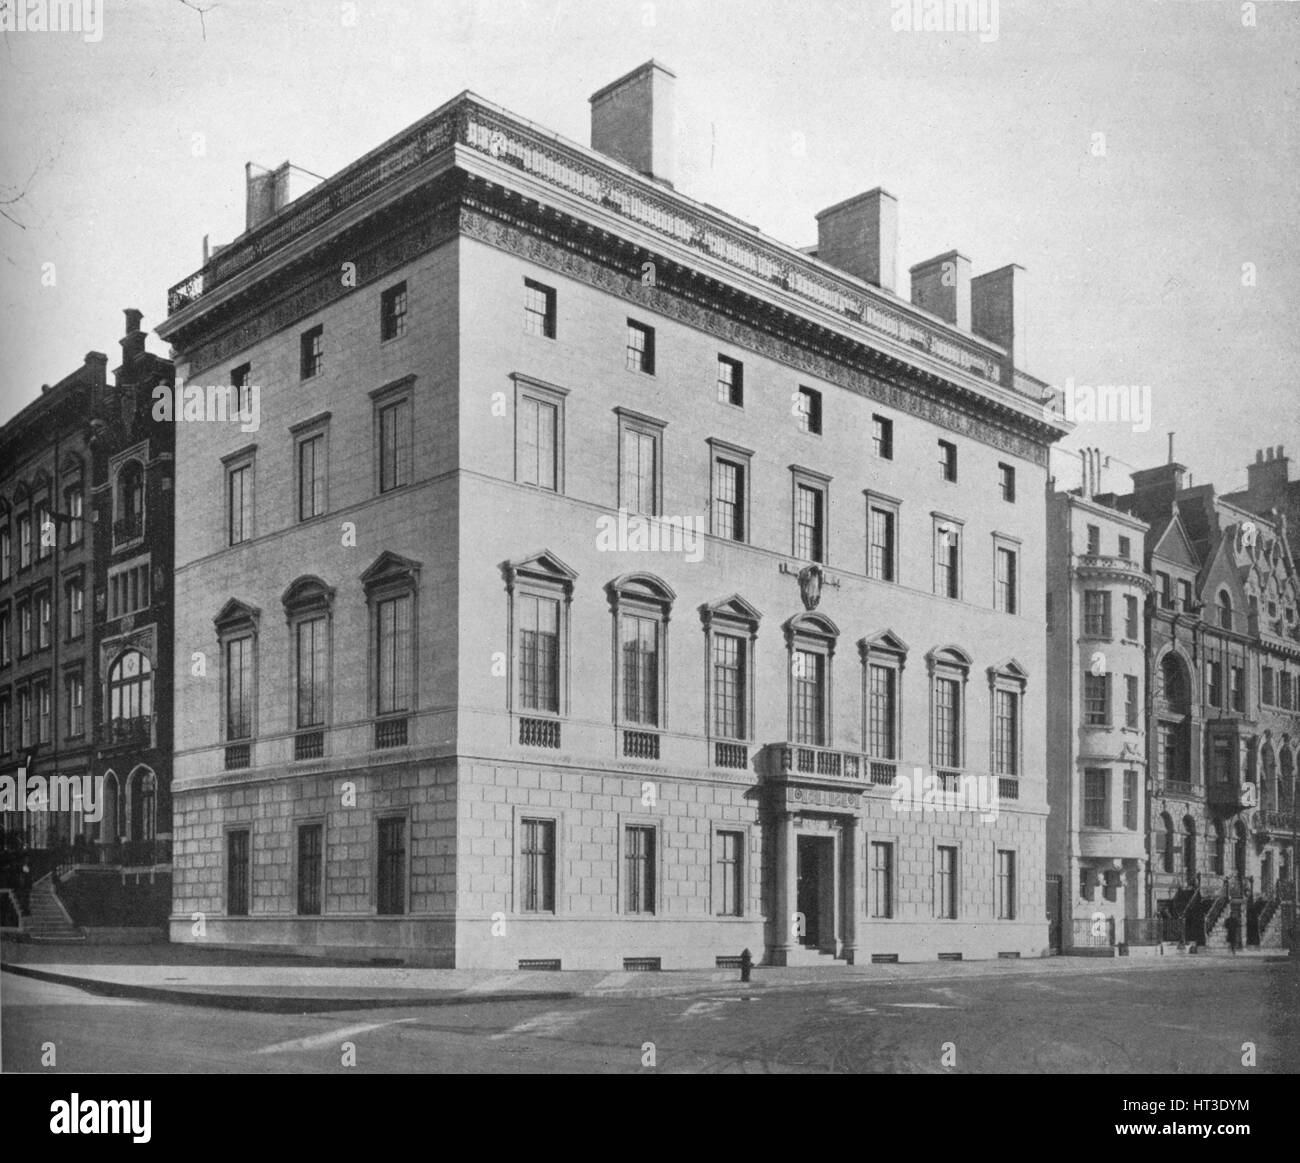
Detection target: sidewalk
<box><xmin>1</xmin><ymin>937</ymin><xmax>1289</xmax><ymax>1014</ymax></box>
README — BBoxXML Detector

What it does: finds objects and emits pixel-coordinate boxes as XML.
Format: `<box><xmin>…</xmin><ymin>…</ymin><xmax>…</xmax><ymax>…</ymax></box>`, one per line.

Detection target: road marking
<box><xmin>884</xmin><ymin>1002</ymin><xmax>956</xmax><ymax>1009</ymax></box>
<box><xmin>490</xmin><ymin>1008</ymin><xmax>593</xmax><ymax>1040</ymax></box>
<box><xmin>254</xmin><ymin>1018</ymin><xmax>418</xmax><ymax>1054</ymax></box>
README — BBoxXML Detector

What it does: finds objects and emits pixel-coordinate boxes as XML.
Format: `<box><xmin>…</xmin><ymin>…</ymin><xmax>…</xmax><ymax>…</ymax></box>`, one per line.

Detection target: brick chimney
<box><xmin>910</xmin><ymin>250</ymin><xmax>971</xmax><ymax>329</ymax></box>
<box><xmin>121</xmin><ymin>308</ymin><xmax>145</xmax><ymax>364</ymax></box>
<box><xmin>1246</xmin><ymin>445</ymin><xmax>1290</xmax><ymax>506</ymax></box>
<box><xmin>972</xmin><ymin>263</ymin><xmax>1027</xmax><ymax>372</ymax></box>
<box><xmin>815</xmin><ymin>188</ymin><xmax>899</xmax><ymax>292</ymax></box>
<box><xmin>1129</xmin><ymin>462</ymin><xmax>1187</xmax><ymax>524</ymax></box>
<box><xmin>590</xmin><ymin>60</ymin><xmax>677</xmax><ymax>186</ymax></box>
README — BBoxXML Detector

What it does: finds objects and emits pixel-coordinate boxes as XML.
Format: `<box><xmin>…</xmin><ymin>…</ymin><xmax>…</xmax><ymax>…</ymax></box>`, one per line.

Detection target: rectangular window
<box><xmin>868</xmin><ymin>664</ymin><xmax>897</xmax><ymax>759</ymax></box>
<box><xmin>36</xmin><ymin>590</ymin><xmax>51</xmax><ymax>649</ymax></box>
<box><xmin>1125</xmin><ymin>674</ymin><xmax>1139</xmax><ymax>728</ymax></box>
<box><xmin>1084</xmin><ymin>672</ymin><xmax>1110</xmax><ymax>726</ymax></box>
<box><xmin>1212</xmin><ymin>737</ymin><xmax>1232</xmax><ymax>783</ymax></box>
<box><xmin>18</xmin><ymin>513</ymin><xmax>31</xmax><ymax>569</ymax></box>
<box><xmin>714</xmin><ymin>830</ymin><xmax>743</xmax><ymax>917</ymax></box>
<box><xmin>296</xmin><ymin>617</ymin><xmax>327</xmax><ymax>730</ymax></box>
<box><xmin>18</xmin><ymin>602</ymin><xmax>31</xmax><ymax>657</ymax></box>
<box><xmin>1282</xmin><ymin>672</ymin><xmax>1294</xmax><ymax>710</ymax></box>
<box><xmin>297</xmin><ymin>824</ymin><xmax>323</xmax><ymax>916</ymax></box>
<box><xmin>620</xmin><ymin>426</ymin><xmax>659</xmax><ymax>516</ymax></box>
<box><xmin>518</xmin><ymin>395</ymin><xmax>559</xmax><ymax>491</ymax></box>
<box><xmin>935</xmin><ymin>523</ymin><xmax>960</xmax><ymax>599</ymax></box>
<box><xmin>378</xmin><ymin>397</ymin><xmax>412</xmax><ymax>493</ymax></box>
<box><xmin>620</xmin><ymin>615</ymin><xmax>660</xmax><ymax>727</ymax></box>
<box><xmin>227</xmin><ymin>830</ymin><xmax>250</xmax><ymax>916</ymax></box>
<box><xmin>518</xmin><ymin>595</ymin><xmax>560</xmax><ymax>714</ymax></box>
<box><xmin>1207</xmin><ymin>661</ymin><xmax>1222</xmax><ymax>708</ymax></box>
<box><xmin>0</xmin><ymin>694</ymin><xmax>10</xmax><ymax>754</ymax></box>
<box><xmin>376</xmin><ymin>594</ymin><xmax>413</xmax><ymax>715</ymax></box>
<box><xmin>0</xmin><ymin>524</ymin><xmax>10</xmax><ymax>579</ymax></box>
<box><xmin>520</xmin><ymin>818</ymin><xmax>556</xmax><ymax>912</ymax></box>
<box><xmin>936</xmin><ymin>846</ymin><xmax>957</xmax><ymax>919</ymax></box>
<box><xmin>868</xmin><ymin>506</ymin><xmax>895</xmax><ymax>582</ymax></box>
<box><xmin>227</xmin><ymin>462</ymin><xmax>252</xmax><ymax>546</ymax></box>
<box><xmin>1123</xmin><ymin>770</ymin><xmax>1138</xmax><ymax>830</ymax></box>
<box><xmin>380</xmin><ymin>281</ymin><xmax>408</xmax><ymax>341</ymax></box>
<box><xmin>871</xmin><ymin>841</ymin><xmax>893</xmax><ymax>918</ymax></box>
<box><xmin>796</xmin><ymin>387</ymin><xmax>822</xmax><ymax>435</ymax></box>
<box><xmin>300</xmin><ymin>324</ymin><xmax>323</xmax><ymax>379</ymax></box>
<box><xmin>934</xmin><ymin>677</ymin><xmax>961</xmax><ymax>768</ymax></box>
<box><xmin>225</xmin><ymin>637</ymin><xmax>253</xmax><ymax>741</ymax></box>
<box><xmin>65</xmin><ymin>485</ymin><xmax>83</xmax><ymax>546</ymax></box>
<box><xmin>35</xmin><ymin>679</ymin><xmax>50</xmax><ymax>743</ymax></box>
<box><xmin>1086</xmin><ymin>524</ymin><xmax>1100</xmax><ymax>556</ymax></box>
<box><xmin>938</xmin><ymin>440</ymin><xmax>957</xmax><ymax>482</ymax></box>
<box><xmin>624</xmin><ymin>825</ymin><xmax>656</xmax><ymax>914</ymax></box>
<box><xmin>108</xmin><ymin>561</ymin><xmax>151</xmax><ymax>621</ymax></box>
<box><xmin>1083</xmin><ymin>591</ymin><xmax>1111</xmax><ymax>638</ymax></box>
<box><xmin>376</xmin><ymin>817</ymin><xmax>406</xmax><ymax>915</ymax></box>
<box><xmin>713</xmin><ymin>458</ymin><xmax>745</xmax><ymax>542</ymax></box>
<box><xmin>231</xmin><ymin>363</ymin><xmax>250</xmax><ymax>416</ymax></box>
<box><xmin>17</xmin><ymin>686</ymin><xmax>31</xmax><ymax>748</ymax></box>
<box><xmin>1124</xmin><ymin>594</ymin><xmax>1139</xmax><ymax>640</ymax></box>
<box><xmin>795</xmin><ymin>483</ymin><xmax>824</xmax><ymax>562</ymax></box>
<box><xmin>1118</xmin><ymin>535</ymin><xmax>1131</xmax><ymax>560</ymax></box>
<box><xmin>1157</xmin><ymin>722</ymin><xmax>1180</xmax><ymax>784</ymax></box>
<box><xmin>998</xmin><ymin>463</ymin><xmax>1016</xmax><ymax>502</ymax></box>
<box><xmin>712</xmin><ymin>634</ymin><xmax>746</xmax><ymax>740</ymax></box>
<box><xmin>1084</xmin><ymin>768</ymin><xmax>1108</xmax><ymax>827</ymax></box>
<box><xmin>793</xmin><ymin>650</ymin><xmax>826</xmax><ymax>746</ymax></box>
<box><xmin>1262</xmin><ymin>666</ymin><xmax>1275</xmax><ymax>705</ymax></box>
<box><xmin>65</xmin><ymin>578</ymin><xmax>84</xmax><ymax>640</ymax></box>
<box><xmin>524</xmin><ymin>279</ymin><xmax>556</xmax><ymax>339</ymax></box>
<box><xmin>66</xmin><ymin>671</ymin><xmax>84</xmax><ymax>737</ymax></box>
<box><xmin>37</xmin><ymin>502</ymin><xmax>51</xmax><ymax>560</ymax></box>
<box><xmin>994</xmin><ymin>690</ymin><xmax>1018</xmax><ymax>775</ymax></box>
<box><xmin>1157</xmin><ymin>572</ymin><xmax>1173</xmax><ymax>609</ymax></box>
<box><xmin>297</xmin><ymin>434</ymin><xmax>326</xmax><ymax>521</ymax></box>
<box><xmin>1178</xmin><ymin>578</ymin><xmax>1192</xmax><ymax>610</ymax></box>
<box><xmin>0</xmin><ymin>608</ymin><xmax>9</xmax><ymax>665</ymax></box>
<box><xmin>1230</xmin><ymin>666</ymin><xmax>1245</xmax><ymax>712</ymax></box>
<box><xmin>995</xmin><ymin>546</ymin><xmax>1018</xmax><ymax>614</ymax></box>
<box><xmin>626</xmin><ymin>320</ymin><xmax>655</xmax><ymax>374</ymax></box>
<box><xmin>717</xmin><ymin>355</ymin><xmax>743</xmax><ymax>406</ymax></box>
<box><xmin>872</xmin><ymin>414</ymin><xmax>893</xmax><ymax>460</ymax></box>
<box><xmin>996</xmin><ymin>850</ymin><xmax>1016</xmax><ymax>920</ymax></box>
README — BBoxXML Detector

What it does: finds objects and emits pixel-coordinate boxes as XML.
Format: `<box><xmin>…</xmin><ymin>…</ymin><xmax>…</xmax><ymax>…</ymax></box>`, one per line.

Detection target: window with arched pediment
<box><xmin>786</xmin><ymin>612</ymin><xmax>839</xmax><ymax>748</ymax></box>
<box><xmin>608</xmin><ymin>573</ymin><xmax>675</xmax><ymax>735</ymax></box>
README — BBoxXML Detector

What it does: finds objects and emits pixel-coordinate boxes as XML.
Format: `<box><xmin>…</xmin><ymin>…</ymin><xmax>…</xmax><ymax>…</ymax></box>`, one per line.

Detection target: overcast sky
<box><xmin>1</xmin><ymin>0</ymin><xmax>1295</xmax><ymax>496</ymax></box>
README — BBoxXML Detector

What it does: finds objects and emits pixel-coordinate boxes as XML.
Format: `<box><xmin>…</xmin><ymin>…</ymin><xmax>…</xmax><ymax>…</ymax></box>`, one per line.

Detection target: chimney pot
<box><xmin>910</xmin><ymin>250</ymin><xmax>971</xmax><ymax>329</ymax></box>
<box><xmin>590</xmin><ymin>60</ymin><xmax>677</xmax><ymax>186</ymax></box>
<box><xmin>815</xmin><ymin>188</ymin><xmax>899</xmax><ymax>292</ymax></box>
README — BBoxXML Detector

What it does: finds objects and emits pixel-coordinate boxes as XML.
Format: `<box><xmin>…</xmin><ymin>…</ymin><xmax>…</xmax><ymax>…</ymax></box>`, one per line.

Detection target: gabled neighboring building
<box><xmin>157</xmin><ymin>62</ymin><xmax>1069</xmax><ymax>968</ymax></box>
<box><xmin>0</xmin><ymin>311</ymin><xmax>175</xmax><ymax>932</ymax></box>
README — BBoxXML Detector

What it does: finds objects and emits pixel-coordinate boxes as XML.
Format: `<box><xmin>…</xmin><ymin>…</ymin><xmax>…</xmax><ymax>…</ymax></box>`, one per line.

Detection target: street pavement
<box><xmin>2</xmin><ymin>944</ymin><xmax>1296</xmax><ymax>1073</ymax></box>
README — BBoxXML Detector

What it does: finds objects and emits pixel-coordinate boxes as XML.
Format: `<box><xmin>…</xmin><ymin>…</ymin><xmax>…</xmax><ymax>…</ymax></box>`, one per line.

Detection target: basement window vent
<box><xmin>623</xmin><ymin>957</ymin><xmax>662</xmax><ymax>972</ymax></box>
<box><xmin>870</xmin><ymin>953</ymin><xmax>899</xmax><ymax>965</ymax></box>
<box><xmin>997</xmin><ymin>951</ymin><xmax>1021</xmax><ymax>960</ymax></box>
<box><xmin>938</xmin><ymin>952</ymin><xmax>963</xmax><ymax>962</ymax></box>
<box><xmin>518</xmin><ymin>958</ymin><xmax>561</xmax><ymax>971</ymax></box>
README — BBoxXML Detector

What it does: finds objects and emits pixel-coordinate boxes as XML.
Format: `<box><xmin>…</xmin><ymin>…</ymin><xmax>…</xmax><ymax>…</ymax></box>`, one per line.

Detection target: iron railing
<box><xmin>1071</xmin><ymin>917</ymin><xmax>1115</xmax><ymax>948</ymax></box>
<box><xmin>519</xmin><ymin>717</ymin><xmax>560</xmax><ymax>749</ymax></box>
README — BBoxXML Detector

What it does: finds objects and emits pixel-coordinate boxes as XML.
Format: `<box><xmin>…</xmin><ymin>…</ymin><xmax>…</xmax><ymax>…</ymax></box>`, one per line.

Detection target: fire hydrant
<box><xmin>740</xmin><ymin>947</ymin><xmax>753</xmax><ymax>983</ymax></box>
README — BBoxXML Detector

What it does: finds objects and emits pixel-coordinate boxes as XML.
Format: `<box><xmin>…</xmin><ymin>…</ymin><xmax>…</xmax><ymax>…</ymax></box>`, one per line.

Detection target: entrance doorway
<box><xmin>796</xmin><ymin>835</ymin><xmax>833</xmax><ymax>949</ymax></box>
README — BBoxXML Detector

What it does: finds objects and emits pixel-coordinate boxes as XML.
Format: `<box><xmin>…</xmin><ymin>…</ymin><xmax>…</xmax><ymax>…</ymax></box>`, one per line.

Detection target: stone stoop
<box><xmin>778</xmin><ymin>945</ymin><xmax>846</xmax><ymax>968</ymax></box>
<box><xmin>23</xmin><ymin>875</ymin><xmax>86</xmax><ymax>943</ymax></box>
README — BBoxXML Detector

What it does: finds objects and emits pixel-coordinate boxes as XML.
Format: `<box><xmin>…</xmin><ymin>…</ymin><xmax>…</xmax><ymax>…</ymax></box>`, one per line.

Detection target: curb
<box><xmin>0</xmin><ymin>962</ymin><xmax>579</xmax><ymax>1015</ymax></box>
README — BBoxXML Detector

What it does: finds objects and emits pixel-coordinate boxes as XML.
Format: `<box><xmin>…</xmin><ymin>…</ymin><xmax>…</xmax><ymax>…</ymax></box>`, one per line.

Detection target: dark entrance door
<box><xmin>797</xmin><ymin>837</ymin><xmax>823</xmax><ymax>947</ymax></box>
<box><xmin>1046</xmin><ymin>874</ymin><xmax>1062</xmax><ymax>953</ymax></box>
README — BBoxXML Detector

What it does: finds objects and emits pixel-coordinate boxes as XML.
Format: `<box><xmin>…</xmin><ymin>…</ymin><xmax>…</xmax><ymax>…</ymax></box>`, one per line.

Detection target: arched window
<box><xmin>1217</xmin><ymin>590</ymin><xmax>1233</xmax><ymax>631</ymax></box>
<box><xmin>108</xmin><ymin>650</ymin><xmax>152</xmax><ymax>722</ymax></box>
<box><xmin>129</xmin><ymin>768</ymin><xmax>156</xmax><ymax>842</ymax></box>
<box><xmin>1160</xmin><ymin>654</ymin><xmax>1187</xmax><ymax>708</ymax></box>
